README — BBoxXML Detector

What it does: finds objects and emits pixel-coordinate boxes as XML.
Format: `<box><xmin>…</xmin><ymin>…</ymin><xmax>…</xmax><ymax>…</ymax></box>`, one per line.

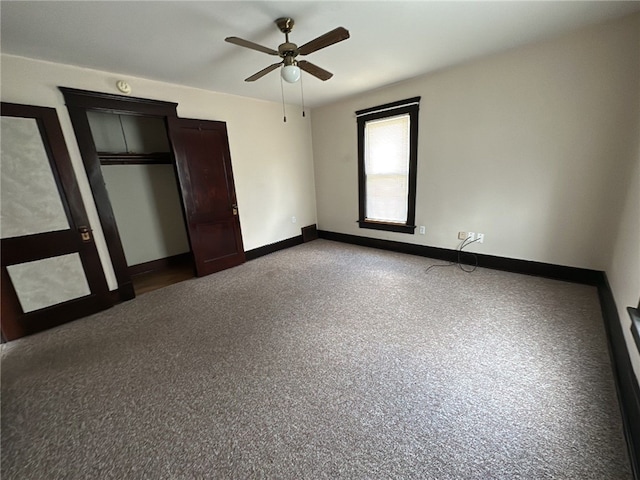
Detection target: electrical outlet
<box><xmin>291</xmin><ymin>216</ymin><xmax>297</xmax><ymax>224</ymax></box>
<box><xmin>468</xmin><ymin>232</ymin><xmax>475</xmax><ymax>241</ymax></box>
<box><xmin>477</xmin><ymin>233</ymin><xmax>484</xmax><ymax>243</ymax></box>
<box><xmin>419</xmin><ymin>226</ymin><xmax>426</xmax><ymax>235</ymax></box>
<box><xmin>458</xmin><ymin>231</ymin><xmax>467</xmax><ymax>240</ymax></box>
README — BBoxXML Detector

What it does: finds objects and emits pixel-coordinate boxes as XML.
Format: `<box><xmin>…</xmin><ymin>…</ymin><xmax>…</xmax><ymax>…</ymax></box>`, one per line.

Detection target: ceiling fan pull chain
<box><xmin>280</xmin><ymin>73</ymin><xmax>287</xmax><ymax>122</ymax></box>
<box><xmin>300</xmin><ymin>71</ymin><xmax>306</xmax><ymax>118</ymax></box>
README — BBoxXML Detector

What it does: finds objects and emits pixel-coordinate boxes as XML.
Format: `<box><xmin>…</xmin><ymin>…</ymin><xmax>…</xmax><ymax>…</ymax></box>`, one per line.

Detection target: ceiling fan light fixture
<box><xmin>281</xmin><ymin>64</ymin><xmax>301</xmax><ymax>83</ymax></box>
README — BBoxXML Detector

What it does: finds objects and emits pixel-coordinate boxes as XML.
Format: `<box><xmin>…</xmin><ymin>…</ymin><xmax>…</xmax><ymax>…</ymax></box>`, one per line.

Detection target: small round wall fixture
<box><xmin>116</xmin><ymin>80</ymin><xmax>132</xmax><ymax>94</ymax></box>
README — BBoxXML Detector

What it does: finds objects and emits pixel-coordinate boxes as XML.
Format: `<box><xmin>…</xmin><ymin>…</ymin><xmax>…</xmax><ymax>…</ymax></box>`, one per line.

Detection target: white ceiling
<box><xmin>2</xmin><ymin>1</ymin><xmax>639</xmax><ymax>108</ymax></box>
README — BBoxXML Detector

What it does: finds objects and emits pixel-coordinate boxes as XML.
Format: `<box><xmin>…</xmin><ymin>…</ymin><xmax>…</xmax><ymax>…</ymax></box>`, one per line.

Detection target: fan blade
<box><xmin>298</xmin><ymin>60</ymin><xmax>333</xmax><ymax>81</ymax></box>
<box><xmin>298</xmin><ymin>27</ymin><xmax>350</xmax><ymax>55</ymax></box>
<box><xmin>225</xmin><ymin>37</ymin><xmax>279</xmax><ymax>55</ymax></box>
<box><xmin>245</xmin><ymin>62</ymin><xmax>282</xmax><ymax>82</ymax></box>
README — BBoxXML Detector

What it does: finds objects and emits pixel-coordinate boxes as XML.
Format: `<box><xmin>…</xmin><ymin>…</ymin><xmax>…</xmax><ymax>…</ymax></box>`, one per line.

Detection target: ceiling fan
<box><xmin>225</xmin><ymin>17</ymin><xmax>350</xmax><ymax>83</ymax></box>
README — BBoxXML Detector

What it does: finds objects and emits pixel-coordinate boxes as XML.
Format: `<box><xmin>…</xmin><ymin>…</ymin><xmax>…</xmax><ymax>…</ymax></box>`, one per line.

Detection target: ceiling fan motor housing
<box><xmin>278</xmin><ymin>42</ymin><xmax>299</xmax><ymax>59</ymax></box>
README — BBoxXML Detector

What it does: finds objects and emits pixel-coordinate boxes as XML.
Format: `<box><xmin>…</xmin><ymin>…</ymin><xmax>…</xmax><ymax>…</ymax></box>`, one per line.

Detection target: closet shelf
<box><xmin>98</xmin><ymin>152</ymin><xmax>173</xmax><ymax>165</ymax></box>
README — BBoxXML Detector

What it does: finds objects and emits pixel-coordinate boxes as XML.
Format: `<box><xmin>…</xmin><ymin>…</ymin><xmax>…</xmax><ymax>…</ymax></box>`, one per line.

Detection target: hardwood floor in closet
<box><xmin>131</xmin><ymin>263</ymin><xmax>194</xmax><ymax>296</ymax></box>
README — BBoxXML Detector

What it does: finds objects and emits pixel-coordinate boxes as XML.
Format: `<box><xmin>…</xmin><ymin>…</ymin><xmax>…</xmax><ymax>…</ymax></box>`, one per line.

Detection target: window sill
<box><xmin>630</xmin><ymin>306</ymin><xmax>640</xmax><ymax>355</ymax></box>
<box><xmin>358</xmin><ymin>220</ymin><xmax>416</xmax><ymax>234</ymax></box>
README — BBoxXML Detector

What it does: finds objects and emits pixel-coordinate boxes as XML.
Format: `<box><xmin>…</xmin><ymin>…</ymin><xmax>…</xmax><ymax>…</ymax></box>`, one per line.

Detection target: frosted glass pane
<box><xmin>364</xmin><ymin>114</ymin><xmax>410</xmax><ymax>223</ymax></box>
<box><xmin>1</xmin><ymin>117</ymin><xmax>70</xmax><ymax>239</ymax></box>
<box><xmin>7</xmin><ymin>253</ymin><xmax>91</xmax><ymax>313</ymax></box>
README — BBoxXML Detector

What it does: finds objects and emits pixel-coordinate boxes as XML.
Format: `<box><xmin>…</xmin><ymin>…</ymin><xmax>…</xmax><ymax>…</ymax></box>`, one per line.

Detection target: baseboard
<box><xmin>317</xmin><ymin>229</ymin><xmax>639</xmax><ymax>476</ymax></box>
<box><xmin>302</xmin><ymin>224</ymin><xmax>319</xmax><ymax>242</ymax></box>
<box><xmin>597</xmin><ymin>275</ymin><xmax>640</xmax><ymax>479</ymax></box>
<box><xmin>109</xmin><ymin>282</ymin><xmax>135</xmax><ymax>304</ymax></box>
<box><xmin>318</xmin><ymin>230</ymin><xmax>601</xmax><ymax>285</ymax></box>
<box><xmin>128</xmin><ymin>252</ymin><xmax>191</xmax><ymax>276</ymax></box>
<box><xmin>245</xmin><ymin>235</ymin><xmax>303</xmax><ymax>261</ymax></box>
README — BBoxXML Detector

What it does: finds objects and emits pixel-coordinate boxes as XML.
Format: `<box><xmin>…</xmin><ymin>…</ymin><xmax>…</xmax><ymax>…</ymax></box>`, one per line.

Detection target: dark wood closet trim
<box><xmin>59</xmin><ymin>87</ymin><xmax>178</xmax><ymax>116</ymax></box>
<box><xmin>60</xmin><ymin>88</ymin><xmax>182</xmax><ymax>301</ymax></box>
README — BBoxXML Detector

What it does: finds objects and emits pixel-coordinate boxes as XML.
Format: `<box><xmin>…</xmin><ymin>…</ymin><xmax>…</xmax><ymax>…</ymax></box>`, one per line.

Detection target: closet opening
<box><xmin>63</xmin><ymin>88</ymin><xmax>246</xmax><ymax>301</ymax></box>
<box><xmin>86</xmin><ymin>110</ymin><xmax>195</xmax><ymax>296</ymax></box>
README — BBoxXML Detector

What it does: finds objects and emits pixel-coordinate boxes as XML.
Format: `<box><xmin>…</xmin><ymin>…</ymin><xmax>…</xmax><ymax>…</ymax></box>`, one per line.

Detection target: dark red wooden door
<box><xmin>1</xmin><ymin>103</ymin><xmax>111</xmax><ymax>341</ymax></box>
<box><xmin>168</xmin><ymin>118</ymin><xmax>245</xmax><ymax>276</ymax></box>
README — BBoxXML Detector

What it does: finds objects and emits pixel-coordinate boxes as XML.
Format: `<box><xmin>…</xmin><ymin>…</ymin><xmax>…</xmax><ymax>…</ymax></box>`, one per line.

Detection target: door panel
<box><xmin>7</xmin><ymin>253</ymin><xmax>91</xmax><ymax>313</ymax></box>
<box><xmin>1</xmin><ymin>103</ymin><xmax>111</xmax><ymax>341</ymax></box>
<box><xmin>1</xmin><ymin>116</ymin><xmax>70</xmax><ymax>236</ymax></box>
<box><xmin>168</xmin><ymin>118</ymin><xmax>245</xmax><ymax>276</ymax></box>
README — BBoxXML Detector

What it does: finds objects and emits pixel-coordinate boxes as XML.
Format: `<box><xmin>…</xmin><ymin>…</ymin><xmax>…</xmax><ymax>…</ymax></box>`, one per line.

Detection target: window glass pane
<box><xmin>364</xmin><ymin>114</ymin><xmax>410</xmax><ymax>223</ymax></box>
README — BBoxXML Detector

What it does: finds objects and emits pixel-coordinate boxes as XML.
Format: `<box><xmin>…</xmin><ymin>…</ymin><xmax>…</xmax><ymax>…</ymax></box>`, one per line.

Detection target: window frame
<box><xmin>356</xmin><ymin>97</ymin><xmax>420</xmax><ymax>234</ymax></box>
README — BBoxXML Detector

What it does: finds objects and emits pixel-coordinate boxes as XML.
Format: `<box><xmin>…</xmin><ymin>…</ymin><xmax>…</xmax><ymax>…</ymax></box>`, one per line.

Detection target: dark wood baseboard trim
<box><xmin>110</xmin><ymin>282</ymin><xmax>135</xmax><ymax>304</ymax></box>
<box><xmin>318</xmin><ymin>229</ymin><xmax>639</xmax><ymax>476</ymax></box>
<box><xmin>302</xmin><ymin>224</ymin><xmax>319</xmax><ymax>243</ymax></box>
<box><xmin>597</xmin><ymin>275</ymin><xmax>640</xmax><ymax>479</ymax></box>
<box><xmin>318</xmin><ymin>230</ymin><xmax>601</xmax><ymax>285</ymax></box>
<box><xmin>128</xmin><ymin>252</ymin><xmax>191</xmax><ymax>276</ymax></box>
<box><xmin>245</xmin><ymin>235</ymin><xmax>303</xmax><ymax>261</ymax></box>
<box><xmin>108</xmin><ymin>290</ymin><xmax>121</xmax><ymax>305</ymax></box>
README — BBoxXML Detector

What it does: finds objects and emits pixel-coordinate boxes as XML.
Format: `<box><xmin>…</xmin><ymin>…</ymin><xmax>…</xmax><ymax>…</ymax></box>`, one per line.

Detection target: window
<box><xmin>357</xmin><ymin>97</ymin><xmax>420</xmax><ymax>234</ymax></box>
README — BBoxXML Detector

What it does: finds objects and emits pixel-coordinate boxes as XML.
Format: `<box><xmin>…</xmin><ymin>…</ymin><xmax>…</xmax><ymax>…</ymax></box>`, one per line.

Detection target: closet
<box><xmin>86</xmin><ymin>111</ymin><xmax>194</xmax><ymax>295</ymax></box>
<box><xmin>62</xmin><ymin>87</ymin><xmax>245</xmax><ymax>302</ymax></box>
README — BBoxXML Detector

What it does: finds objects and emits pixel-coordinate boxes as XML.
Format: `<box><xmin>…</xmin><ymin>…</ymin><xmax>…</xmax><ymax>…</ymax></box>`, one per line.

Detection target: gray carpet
<box><xmin>1</xmin><ymin>239</ymin><xmax>631</xmax><ymax>479</ymax></box>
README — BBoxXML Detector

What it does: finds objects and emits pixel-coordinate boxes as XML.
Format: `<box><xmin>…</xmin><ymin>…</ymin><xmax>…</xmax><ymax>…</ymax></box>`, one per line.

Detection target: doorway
<box><xmin>86</xmin><ymin>110</ymin><xmax>195</xmax><ymax>296</ymax></box>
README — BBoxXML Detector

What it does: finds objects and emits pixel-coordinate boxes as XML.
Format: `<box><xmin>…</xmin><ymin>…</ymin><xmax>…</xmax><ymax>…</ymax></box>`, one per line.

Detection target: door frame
<box><xmin>1</xmin><ymin>102</ymin><xmax>111</xmax><ymax>340</ymax></box>
<box><xmin>60</xmin><ymin>87</ymin><xmax>188</xmax><ymax>301</ymax></box>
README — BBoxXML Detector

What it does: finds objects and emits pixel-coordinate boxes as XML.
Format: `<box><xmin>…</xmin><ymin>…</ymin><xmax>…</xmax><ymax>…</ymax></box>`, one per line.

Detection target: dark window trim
<box><xmin>357</xmin><ymin>220</ymin><xmax>416</xmax><ymax>234</ymax></box>
<box><xmin>357</xmin><ymin>97</ymin><xmax>420</xmax><ymax>234</ymax></box>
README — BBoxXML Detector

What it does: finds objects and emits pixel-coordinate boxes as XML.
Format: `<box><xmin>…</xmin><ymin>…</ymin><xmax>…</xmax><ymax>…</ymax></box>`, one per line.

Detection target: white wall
<box><xmin>1</xmin><ymin>54</ymin><xmax>317</xmax><ymax>289</ymax></box>
<box><xmin>608</xmin><ymin>133</ymin><xmax>640</xmax><ymax>381</ymax></box>
<box><xmin>312</xmin><ymin>13</ymin><xmax>640</xmax><ymax>385</ymax></box>
<box><xmin>311</xmin><ymin>14</ymin><xmax>640</xmax><ymax>270</ymax></box>
<box><xmin>101</xmin><ymin>164</ymin><xmax>190</xmax><ymax>266</ymax></box>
